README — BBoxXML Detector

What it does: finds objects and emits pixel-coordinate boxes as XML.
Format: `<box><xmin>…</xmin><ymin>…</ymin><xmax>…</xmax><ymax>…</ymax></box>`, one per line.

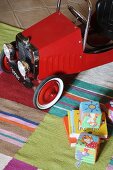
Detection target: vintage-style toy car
<box><xmin>0</xmin><ymin>0</ymin><xmax>113</xmax><ymax>110</ymax></box>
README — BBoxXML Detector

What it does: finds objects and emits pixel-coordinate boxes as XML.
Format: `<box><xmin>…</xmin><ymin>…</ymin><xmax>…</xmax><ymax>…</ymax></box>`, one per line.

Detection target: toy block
<box><xmin>67</xmin><ymin>110</ymin><xmax>108</xmax><ymax>139</ymax></box>
<box><xmin>79</xmin><ymin>101</ymin><xmax>102</xmax><ymax>129</ymax></box>
<box><xmin>75</xmin><ymin>132</ymin><xmax>100</xmax><ymax>164</ymax></box>
<box><xmin>105</xmin><ymin>100</ymin><xmax>113</xmax><ymax>123</ymax></box>
<box><xmin>106</xmin><ymin>157</ymin><xmax>113</xmax><ymax>170</ymax></box>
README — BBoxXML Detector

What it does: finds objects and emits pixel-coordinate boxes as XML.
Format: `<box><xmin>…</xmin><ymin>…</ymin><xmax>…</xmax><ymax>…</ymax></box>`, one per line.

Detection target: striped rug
<box><xmin>49</xmin><ymin>79</ymin><xmax>113</xmax><ymax>117</ymax></box>
<box><xmin>0</xmin><ymin>109</ymin><xmax>39</xmax><ymax>152</ymax></box>
<box><xmin>0</xmin><ymin>98</ymin><xmax>46</xmax><ymax>157</ymax></box>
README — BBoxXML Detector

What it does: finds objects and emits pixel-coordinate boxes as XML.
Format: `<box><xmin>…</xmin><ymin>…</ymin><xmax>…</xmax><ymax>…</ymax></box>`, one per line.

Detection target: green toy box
<box><xmin>75</xmin><ymin>132</ymin><xmax>100</xmax><ymax>164</ymax></box>
<box><xmin>79</xmin><ymin>101</ymin><xmax>102</xmax><ymax>129</ymax></box>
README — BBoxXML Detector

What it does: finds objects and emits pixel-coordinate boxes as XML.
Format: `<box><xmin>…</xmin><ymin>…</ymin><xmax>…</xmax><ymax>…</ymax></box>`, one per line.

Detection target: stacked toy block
<box><xmin>106</xmin><ymin>157</ymin><xmax>113</xmax><ymax>170</ymax></box>
<box><xmin>75</xmin><ymin>132</ymin><xmax>100</xmax><ymax>164</ymax></box>
<box><xmin>63</xmin><ymin>100</ymin><xmax>108</xmax><ymax>165</ymax></box>
<box><xmin>105</xmin><ymin>100</ymin><xmax>113</xmax><ymax>123</ymax></box>
<box><xmin>79</xmin><ymin>101</ymin><xmax>102</xmax><ymax>129</ymax></box>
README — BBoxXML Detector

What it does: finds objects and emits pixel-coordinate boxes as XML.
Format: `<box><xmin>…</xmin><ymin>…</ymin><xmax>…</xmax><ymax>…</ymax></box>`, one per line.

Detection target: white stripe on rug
<box><xmin>0</xmin><ymin>153</ymin><xmax>12</xmax><ymax>170</ymax></box>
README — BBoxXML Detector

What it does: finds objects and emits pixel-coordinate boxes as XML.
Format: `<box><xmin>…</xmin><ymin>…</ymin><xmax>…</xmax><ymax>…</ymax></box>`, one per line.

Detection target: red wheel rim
<box><xmin>38</xmin><ymin>80</ymin><xmax>59</xmax><ymax>105</ymax></box>
<box><xmin>3</xmin><ymin>56</ymin><xmax>10</xmax><ymax>71</ymax></box>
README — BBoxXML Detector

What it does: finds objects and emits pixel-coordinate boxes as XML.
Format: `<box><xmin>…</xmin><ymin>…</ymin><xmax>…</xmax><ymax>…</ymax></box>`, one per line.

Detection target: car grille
<box><xmin>16</xmin><ymin>32</ymin><xmax>39</xmax><ymax>79</ymax></box>
<box><xmin>18</xmin><ymin>41</ymin><xmax>32</xmax><ymax>61</ymax></box>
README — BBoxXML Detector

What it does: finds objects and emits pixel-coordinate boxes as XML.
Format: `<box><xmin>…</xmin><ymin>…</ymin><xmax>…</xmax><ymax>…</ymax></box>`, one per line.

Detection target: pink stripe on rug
<box><xmin>0</xmin><ymin>114</ymin><xmax>37</xmax><ymax>128</ymax></box>
<box><xmin>0</xmin><ymin>129</ymin><xmax>27</xmax><ymax>141</ymax></box>
<box><xmin>0</xmin><ymin>135</ymin><xmax>25</xmax><ymax>147</ymax></box>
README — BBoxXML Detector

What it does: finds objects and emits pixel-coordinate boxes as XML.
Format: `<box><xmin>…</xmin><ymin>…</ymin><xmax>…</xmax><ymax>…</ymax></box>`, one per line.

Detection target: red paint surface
<box><xmin>22</xmin><ymin>12</ymin><xmax>113</xmax><ymax>80</ymax></box>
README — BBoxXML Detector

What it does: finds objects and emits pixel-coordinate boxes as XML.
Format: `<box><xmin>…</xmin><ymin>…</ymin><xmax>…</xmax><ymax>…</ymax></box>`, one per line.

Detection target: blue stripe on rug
<box><xmin>0</xmin><ymin>110</ymin><xmax>39</xmax><ymax>125</ymax></box>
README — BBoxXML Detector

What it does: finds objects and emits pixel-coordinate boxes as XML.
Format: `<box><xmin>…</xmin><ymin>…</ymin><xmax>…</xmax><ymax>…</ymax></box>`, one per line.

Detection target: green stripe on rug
<box><xmin>49</xmin><ymin>106</ymin><xmax>68</xmax><ymax>117</ymax></box>
<box><xmin>73</xmin><ymin>79</ymin><xmax>113</xmax><ymax>96</ymax></box>
<box><xmin>15</xmin><ymin>114</ymin><xmax>113</xmax><ymax>170</ymax></box>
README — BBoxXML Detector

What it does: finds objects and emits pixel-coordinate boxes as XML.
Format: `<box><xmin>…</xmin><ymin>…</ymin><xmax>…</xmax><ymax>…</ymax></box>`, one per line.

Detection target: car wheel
<box><xmin>33</xmin><ymin>75</ymin><xmax>64</xmax><ymax>110</ymax></box>
<box><xmin>0</xmin><ymin>50</ymin><xmax>11</xmax><ymax>73</ymax></box>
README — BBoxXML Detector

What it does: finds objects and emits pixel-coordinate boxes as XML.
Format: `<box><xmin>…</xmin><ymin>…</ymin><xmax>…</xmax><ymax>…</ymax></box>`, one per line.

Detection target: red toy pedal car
<box><xmin>1</xmin><ymin>0</ymin><xmax>113</xmax><ymax>110</ymax></box>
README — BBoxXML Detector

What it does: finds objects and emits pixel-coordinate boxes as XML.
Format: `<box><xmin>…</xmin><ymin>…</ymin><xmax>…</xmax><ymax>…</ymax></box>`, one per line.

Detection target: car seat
<box><xmin>69</xmin><ymin>0</ymin><xmax>113</xmax><ymax>53</ymax></box>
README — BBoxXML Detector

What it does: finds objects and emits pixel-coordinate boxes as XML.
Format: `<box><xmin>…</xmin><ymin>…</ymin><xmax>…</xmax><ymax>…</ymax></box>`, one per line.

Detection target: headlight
<box><xmin>3</xmin><ymin>43</ymin><xmax>15</xmax><ymax>60</ymax></box>
<box><xmin>17</xmin><ymin>61</ymin><xmax>30</xmax><ymax>78</ymax></box>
